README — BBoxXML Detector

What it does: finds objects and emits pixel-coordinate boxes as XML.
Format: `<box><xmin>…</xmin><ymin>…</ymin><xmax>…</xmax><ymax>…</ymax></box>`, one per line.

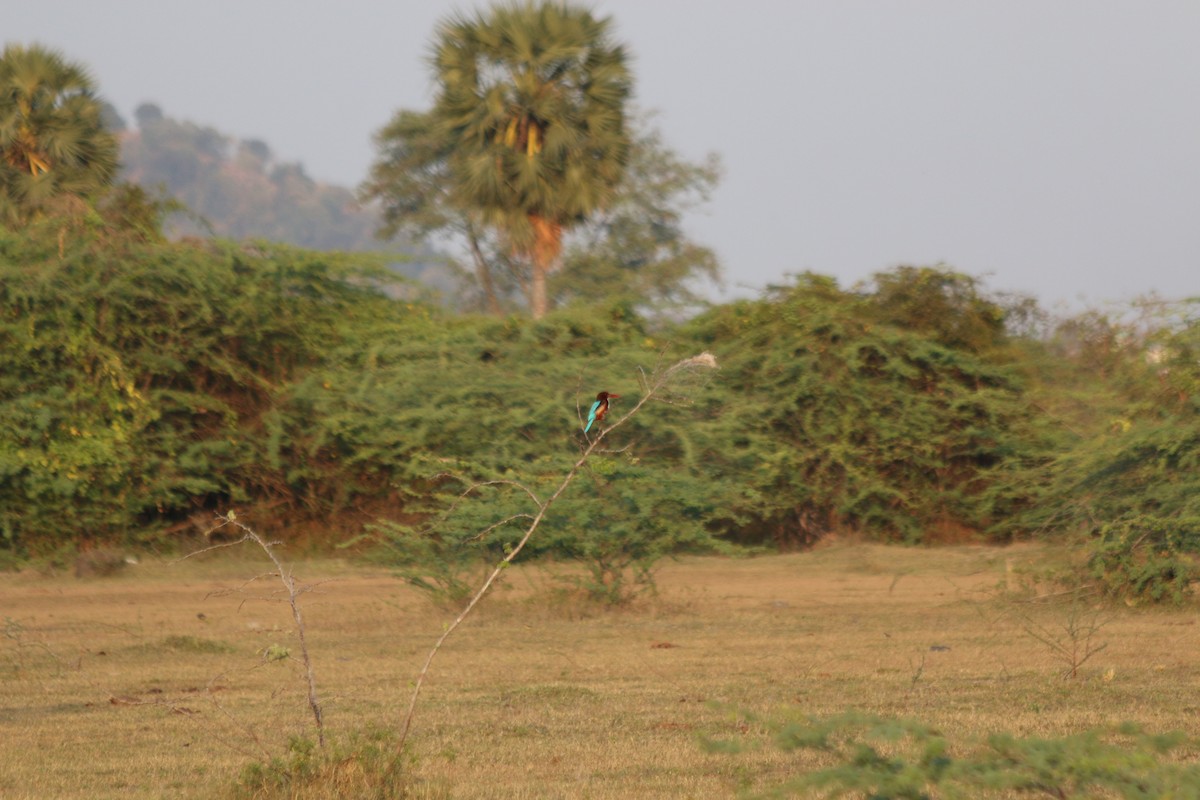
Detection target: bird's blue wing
<box><xmin>584</xmin><ymin>400</ymin><xmax>602</xmax><ymax>432</ymax></box>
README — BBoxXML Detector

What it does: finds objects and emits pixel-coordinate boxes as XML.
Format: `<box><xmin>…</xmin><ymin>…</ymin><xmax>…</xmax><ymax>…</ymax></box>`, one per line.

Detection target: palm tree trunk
<box><xmin>530</xmin><ymin>263</ymin><xmax>549</xmax><ymax>320</ymax></box>
<box><xmin>529</xmin><ymin>214</ymin><xmax>562</xmax><ymax>320</ymax></box>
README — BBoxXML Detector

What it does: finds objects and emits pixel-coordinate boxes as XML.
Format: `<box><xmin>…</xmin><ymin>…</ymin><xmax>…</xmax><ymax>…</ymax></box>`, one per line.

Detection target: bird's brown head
<box><xmin>597</xmin><ymin>391</ymin><xmax>620</xmax><ymax>401</ymax></box>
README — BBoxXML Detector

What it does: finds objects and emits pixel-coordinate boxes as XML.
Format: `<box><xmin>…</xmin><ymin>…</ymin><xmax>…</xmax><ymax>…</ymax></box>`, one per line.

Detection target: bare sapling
<box><xmin>176</xmin><ymin>512</ymin><xmax>325</xmax><ymax>746</ymax></box>
<box><xmin>396</xmin><ymin>351</ymin><xmax>718</xmax><ymax>752</ymax></box>
<box><xmin>1019</xmin><ymin>589</ymin><xmax>1109</xmax><ymax>680</ymax></box>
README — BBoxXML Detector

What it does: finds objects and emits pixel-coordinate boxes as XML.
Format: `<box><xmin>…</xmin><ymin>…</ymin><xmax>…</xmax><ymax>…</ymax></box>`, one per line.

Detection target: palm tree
<box><xmin>426</xmin><ymin>1</ymin><xmax>632</xmax><ymax>319</ymax></box>
<box><xmin>0</xmin><ymin>43</ymin><xmax>118</xmax><ymax>223</ymax></box>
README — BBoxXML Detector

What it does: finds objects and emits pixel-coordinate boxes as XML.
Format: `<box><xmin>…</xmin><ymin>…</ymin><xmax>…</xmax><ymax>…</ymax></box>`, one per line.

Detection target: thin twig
<box><xmin>203</xmin><ymin>571</ymin><xmax>282</xmax><ymax>602</ymax></box>
<box><xmin>465</xmin><ymin>513</ymin><xmax>537</xmax><ymax>543</ymax></box>
<box><xmin>201</xmin><ymin>670</ymin><xmax>274</xmax><ymax>761</ymax></box>
<box><xmin>449</xmin><ymin>479</ymin><xmax>543</xmax><ymax>509</ymax></box>
<box><xmin>170</xmin><ymin>530</ymin><xmax>253</xmax><ymax>560</ymax></box>
<box><xmin>1019</xmin><ymin>597</ymin><xmax>1109</xmax><ymax>680</ymax></box>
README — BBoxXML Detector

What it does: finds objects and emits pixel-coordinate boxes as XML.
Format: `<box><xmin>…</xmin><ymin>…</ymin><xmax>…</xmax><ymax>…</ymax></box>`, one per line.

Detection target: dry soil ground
<box><xmin>1</xmin><ymin>543</ymin><xmax>1198</xmax><ymax>798</ymax></box>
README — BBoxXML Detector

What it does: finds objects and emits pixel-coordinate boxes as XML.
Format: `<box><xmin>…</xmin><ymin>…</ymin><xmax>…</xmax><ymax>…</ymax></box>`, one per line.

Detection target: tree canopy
<box><xmin>0</xmin><ymin>43</ymin><xmax>118</xmax><ymax>223</ymax></box>
<box><xmin>365</xmin><ymin>1</ymin><xmax>634</xmax><ymax>318</ymax></box>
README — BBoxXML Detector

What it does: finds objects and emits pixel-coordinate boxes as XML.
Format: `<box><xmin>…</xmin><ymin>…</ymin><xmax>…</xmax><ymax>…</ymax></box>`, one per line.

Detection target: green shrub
<box><xmin>233</xmin><ymin>730</ymin><xmax>412</xmax><ymax>800</ymax></box>
<box><xmin>368</xmin><ymin>436</ymin><xmax>732</xmax><ymax>608</ymax></box>
<box><xmin>682</xmin><ymin>269</ymin><xmax>1041</xmax><ymax>545</ymax></box>
<box><xmin>0</xmin><ymin>218</ymin><xmax>398</xmax><ymax>553</ymax></box>
<box><xmin>1087</xmin><ymin>515</ymin><xmax>1200</xmax><ymax>604</ymax></box>
<box><xmin>1018</xmin><ymin>301</ymin><xmax>1200</xmax><ymax>600</ymax></box>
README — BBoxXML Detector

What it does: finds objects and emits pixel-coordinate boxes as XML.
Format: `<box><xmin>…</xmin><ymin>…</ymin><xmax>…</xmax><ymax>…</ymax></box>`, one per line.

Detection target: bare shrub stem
<box><xmin>1019</xmin><ymin>593</ymin><xmax>1109</xmax><ymax>680</ymax></box>
<box><xmin>396</xmin><ymin>352</ymin><xmax>717</xmax><ymax>752</ymax></box>
<box><xmin>176</xmin><ymin>515</ymin><xmax>325</xmax><ymax>746</ymax></box>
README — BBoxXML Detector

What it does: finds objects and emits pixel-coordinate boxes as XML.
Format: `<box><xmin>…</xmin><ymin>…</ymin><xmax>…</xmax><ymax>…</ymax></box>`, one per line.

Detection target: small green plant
<box><xmin>262</xmin><ymin>643</ymin><xmax>291</xmax><ymax>662</ymax></box>
<box><xmin>366</xmin><ymin>516</ymin><xmax>494</xmax><ymax>610</ymax></box>
<box><xmin>233</xmin><ymin>729</ymin><xmax>413</xmax><ymax>800</ymax></box>
<box><xmin>161</xmin><ymin>635</ymin><xmax>236</xmax><ymax>655</ymax></box>
<box><xmin>707</xmin><ymin>711</ymin><xmax>1200</xmax><ymax>799</ymax></box>
<box><xmin>546</xmin><ymin>454</ymin><xmax>732</xmax><ymax>606</ymax></box>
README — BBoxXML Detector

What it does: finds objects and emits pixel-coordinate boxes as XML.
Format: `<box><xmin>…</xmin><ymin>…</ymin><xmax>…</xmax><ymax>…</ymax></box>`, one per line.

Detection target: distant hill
<box><xmin>113</xmin><ymin>103</ymin><xmax>453</xmax><ymax>291</ymax></box>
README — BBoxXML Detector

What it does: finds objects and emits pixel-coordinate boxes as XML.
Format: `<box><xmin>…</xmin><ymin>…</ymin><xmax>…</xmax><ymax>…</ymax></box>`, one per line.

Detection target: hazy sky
<box><xmin>8</xmin><ymin>1</ymin><xmax>1199</xmax><ymax>310</ymax></box>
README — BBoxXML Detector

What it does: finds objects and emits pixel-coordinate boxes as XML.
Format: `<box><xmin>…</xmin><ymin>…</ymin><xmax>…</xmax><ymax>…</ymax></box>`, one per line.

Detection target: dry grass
<box><xmin>2</xmin><ymin>542</ymin><xmax>1199</xmax><ymax>798</ymax></box>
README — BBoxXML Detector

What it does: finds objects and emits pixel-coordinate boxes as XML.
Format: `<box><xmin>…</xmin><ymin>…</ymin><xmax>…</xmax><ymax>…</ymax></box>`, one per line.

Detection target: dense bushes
<box><xmin>994</xmin><ymin>298</ymin><xmax>1200</xmax><ymax>601</ymax></box>
<box><xmin>0</xmin><ymin>220</ymin><xmax>730</xmax><ymax>565</ymax></box>
<box><xmin>4</xmin><ymin>213</ymin><xmax>1200</xmax><ymax>604</ymax></box>
<box><xmin>0</xmin><ymin>220</ymin><xmax>398</xmax><ymax>553</ymax></box>
<box><xmin>682</xmin><ymin>271</ymin><xmax>1045</xmax><ymax>546</ymax></box>
<box><xmin>303</xmin><ymin>302</ymin><xmax>735</xmax><ymax>602</ymax></box>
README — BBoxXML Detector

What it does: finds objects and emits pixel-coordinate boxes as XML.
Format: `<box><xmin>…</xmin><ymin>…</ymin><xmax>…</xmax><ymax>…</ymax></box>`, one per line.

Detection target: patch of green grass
<box><xmin>233</xmin><ymin>729</ymin><xmax>418</xmax><ymax>800</ymax></box>
<box><xmin>161</xmin><ymin>635</ymin><xmax>237</xmax><ymax>654</ymax></box>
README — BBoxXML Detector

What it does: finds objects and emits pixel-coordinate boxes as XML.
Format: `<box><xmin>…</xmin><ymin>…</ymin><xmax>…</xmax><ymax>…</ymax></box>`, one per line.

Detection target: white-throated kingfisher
<box><xmin>584</xmin><ymin>391</ymin><xmax>620</xmax><ymax>433</ymax></box>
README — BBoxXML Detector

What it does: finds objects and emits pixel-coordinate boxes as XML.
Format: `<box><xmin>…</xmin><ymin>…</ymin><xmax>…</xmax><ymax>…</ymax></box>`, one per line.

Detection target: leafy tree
<box><xmin>361</xmin><ymin>108</ymin><xmax>502</xmax><ymax>310</ymax></box>
<box><xmin>134</xmin><ymin>102</ymin><xmax>164</xmax><ymax>127</ymax></box>
<box><xmin>0</xmin><ymin>43</ymin><xmax>118</xmax><ymax>223</ymax></box>
<box><xmin>860</xmin><ymin>265</ymin><xmax>1008</xmax><ymax>353</ymax></box>
<box><xmin>366</xmin><ymin>1</ymin><xmax>633</xmax><ymax>319</ymax></box>
<box><xmin>554</xmin><ymin>119</ymin><xmax>722</xmax><ymax>313</ymax></box>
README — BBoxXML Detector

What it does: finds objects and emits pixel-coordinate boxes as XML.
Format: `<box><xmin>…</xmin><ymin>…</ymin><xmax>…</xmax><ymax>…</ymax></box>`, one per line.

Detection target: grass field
<box><xmin>2</xmin><ymin>542</ymin><xmax>1198</xmax><ymax>799</ymax></box>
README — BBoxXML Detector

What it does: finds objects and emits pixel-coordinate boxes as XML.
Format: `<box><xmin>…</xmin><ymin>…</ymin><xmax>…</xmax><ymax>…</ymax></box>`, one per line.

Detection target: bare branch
<box><xmin>397</xmin><ymin>351</ymin><xmax>718</xmax><ymax>752</ymax></box>
<box><xmin>459</xmin><ymin>479</ymin><xmax>543</xmax><ymax>507</ymax></box>
<box><xmin>203</xmin><ymin>572</ymin><xmax>281</xmax><ymax>603</ymax></box>
<box><xmin>173</xmin><ymin>514</ymin><xmax>326</xmax><ymax>747</ymax></box>
<box><xmin>170</xmin><ymin>531</ymin><xmax>253</xmax><ymax>562</ymax></box>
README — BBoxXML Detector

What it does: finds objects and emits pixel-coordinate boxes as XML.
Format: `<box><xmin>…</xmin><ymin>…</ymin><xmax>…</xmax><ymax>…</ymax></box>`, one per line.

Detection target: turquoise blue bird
<box><xmin>584</xmin><ymin>391</ymin><xmax>621</xmax><ymax>433</ymax></box>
